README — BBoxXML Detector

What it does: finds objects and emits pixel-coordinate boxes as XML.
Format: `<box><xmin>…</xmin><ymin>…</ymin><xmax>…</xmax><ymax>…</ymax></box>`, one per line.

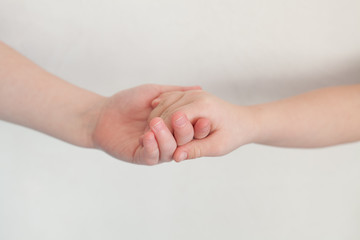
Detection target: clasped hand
<box><xmin>91</xmin><ymin>84</ymin><xmax>212</xmax><ymax>165</ymax></box>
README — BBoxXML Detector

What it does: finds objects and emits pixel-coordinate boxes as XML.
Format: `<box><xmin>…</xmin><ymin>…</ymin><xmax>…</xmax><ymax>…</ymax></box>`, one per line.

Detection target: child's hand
<box><xmin>148</xmin><ymin>90</ymin><xmax>258</xmax><ymax>162</ymax></box>
<box><xmin>140</xmin><ymin>114</ymin><xmax>211</xmax><ymax>164</ymax></box>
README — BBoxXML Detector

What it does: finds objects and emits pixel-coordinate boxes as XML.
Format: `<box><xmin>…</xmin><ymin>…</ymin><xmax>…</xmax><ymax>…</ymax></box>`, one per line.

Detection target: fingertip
<box><xmin>151</xmin><ymin>98</ymin><xmax>160</xmax><ymax>108</ymax></box>
<box><xmin>177</xmin><ymin>152</ymin><xmax>188</xmax><ymax>162</ymax></box>
<box><xmin>194</xmin><ymin>118</ymin><xmax>211</xmax><ymax>139</ymax></box>
<box><xmin>173</xmin><ymin>147</ymin><xmax>188</xmax><ymax>162</ymax></box>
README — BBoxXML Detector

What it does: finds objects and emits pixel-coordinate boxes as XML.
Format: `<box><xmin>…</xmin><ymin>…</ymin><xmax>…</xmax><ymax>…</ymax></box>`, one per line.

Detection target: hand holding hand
<box><xmin>91</xmin><ymin>84</ymin><xmax>206</xmax><ymax>165</ymax></box>
<box><xmin>149</xmin><ymin>90</ymin><xmax>258</xmax><ymax>161</ymax></box>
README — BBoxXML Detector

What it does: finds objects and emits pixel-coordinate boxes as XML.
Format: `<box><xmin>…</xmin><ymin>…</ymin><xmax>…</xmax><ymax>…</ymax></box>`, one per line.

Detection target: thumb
<box><xmin>172</xmin><ymin>133</ymin><xmax>221</xmax><ymax>162</ymax></box>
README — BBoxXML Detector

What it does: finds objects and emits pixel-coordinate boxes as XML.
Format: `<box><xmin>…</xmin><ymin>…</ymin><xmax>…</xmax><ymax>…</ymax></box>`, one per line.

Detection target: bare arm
<box><xmin>252</xmin><ymin>84</ymin><xmax>360</xmax><ymax>148</ymax></box>
<box><xmin>0</xmin><ymin>41</ymin><xmax>208</xmax><ymax>164</ymax></box>
<box><xmin>0</xmin><ymin>41</ymin><xmax>104</xmax><ymax>147</ymax></box>
<box><xmin>150</xmin><ymin>85</ymin><xmax>360</xmax><ymax>161</ymax></box>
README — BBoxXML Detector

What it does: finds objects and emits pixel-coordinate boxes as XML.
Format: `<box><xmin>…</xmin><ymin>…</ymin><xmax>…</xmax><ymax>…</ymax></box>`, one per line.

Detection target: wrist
<box><xmin>246</xmin><ymin>104</ymin><xmax>270</xmax><ymax>146</ymax></box>
<box><xmin>233</xmin><ymin>104</ymin><xmax>262</xmax><ymax>147</ymax></box>
<box><xmin>79</xmin><ymin>94</ymin><xmax>108</xmax><ymax>149</ymax></box>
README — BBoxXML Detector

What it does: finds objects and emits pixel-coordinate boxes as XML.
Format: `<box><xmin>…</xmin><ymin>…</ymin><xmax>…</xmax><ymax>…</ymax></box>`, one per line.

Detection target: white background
<box><xmin>1</xmin><ymin>0</ymin><xmax>360</xmax><ymax>239</ymax></box>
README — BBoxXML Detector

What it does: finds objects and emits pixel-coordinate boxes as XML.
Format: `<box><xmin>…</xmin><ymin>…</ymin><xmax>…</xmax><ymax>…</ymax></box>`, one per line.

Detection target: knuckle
<box><xmin>198</xmin><ymin>96</ymin><xmax>211</xmax><ymax>107</ymax></box>
<box><xmin>156</xmin><ymin>98</ymin><xmax>167</xmax><ymax>110</ymax></box>
<box><xmin>161</xmin><ymin>108</ymin><xmax>174</xmax><ymax>122</ymax></box>
<box><xmin>190</xmin><ymin>146</ymin><xmax>202</xmax><ymax>159</ymax></box>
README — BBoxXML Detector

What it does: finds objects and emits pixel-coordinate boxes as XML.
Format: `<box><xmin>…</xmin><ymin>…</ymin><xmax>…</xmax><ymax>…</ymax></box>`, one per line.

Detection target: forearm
<box><xmin>250</xmin><ymin>84</ymin><xmax>360</xmax><ymax>148</ymax></box>
<box><xmin>0</xmin><ymin>41</ymin><xmax>106</xmax><ymax>147</ymax></box>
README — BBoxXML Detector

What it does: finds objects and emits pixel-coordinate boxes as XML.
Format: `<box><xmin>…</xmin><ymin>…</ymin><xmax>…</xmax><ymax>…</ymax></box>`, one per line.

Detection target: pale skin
<box><xmin>2</xmin><ymin>40</ymin><xmax>359</xmax><ymax>164</ymax></box>
<box><xmin>0</xmin><ymin>41</ymin><xmax>210</xmax><ymax>165</ymax></box>
<box><xmin>150</xmin><ymin>85</ymin><xmax>360</xmax><ymax>162</ymax></box>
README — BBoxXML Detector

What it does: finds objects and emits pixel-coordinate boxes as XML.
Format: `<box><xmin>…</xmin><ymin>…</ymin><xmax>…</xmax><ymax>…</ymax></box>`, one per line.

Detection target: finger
<box><xmin>151</xmin><ymin>85</ymin><xmax>202</xmax><ymax>108</ymax></box>
<box><xmin>156</xmin><ymin>85</ymin><xmax>202</xmax><ymax>94</ymax></box>
<box><xmin>150</xmin><ymin>91</ymin><xmax>182</xmax><ymax>110</ymax></box>
<box><xmin>150</xmin><ymin>117</ymin><xmax>177</xmax><ymax>162</ymax></box>
<box><xmin>171</xmin><ymin>112</ymin><xmax>194</xmax><ymax>146</ymax></box>
<box><xmin>142</xmin><ymin>131</ymin><xmax>160</xmax><ymax>165</ymax></box>
<box><xmin>194</xmin><ymin>118</ymin><xmax>211</xmax><ymax>139</ymax></box>
<box><xmin>140</xmin><ymin>84</ymin><xmax>202</xmax><ymax>108</ymax></box>
<box><xmin>172</xmin><ymin>132</ymin><xmax>221</xmax><ymax>162</ymax></box>
<box><xmin>148</xmin><ymin>92</ymin><xmax>184</xmax><ymax>125</ymax></box>
<box><xmin>151</xmin><ymin>98</ymin><xmax>161</xmax><ymax>108</ymax></box>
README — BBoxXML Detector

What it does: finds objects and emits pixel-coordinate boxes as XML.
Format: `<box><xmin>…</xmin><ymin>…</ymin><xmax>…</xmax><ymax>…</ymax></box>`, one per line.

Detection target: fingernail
<box><xmin>151</xmin><ymin>120</ymin><xmax>164</xmax><ymax>133</ymax></box>
<box><xmin>175</xmin><ymin>115</ymin><xmax>187</xmax><ymax>127</ymax></box>
<box><xmin>178</xmin><ymin>152</ymin><xmax>188</xmax><ymax>161</ymax></box>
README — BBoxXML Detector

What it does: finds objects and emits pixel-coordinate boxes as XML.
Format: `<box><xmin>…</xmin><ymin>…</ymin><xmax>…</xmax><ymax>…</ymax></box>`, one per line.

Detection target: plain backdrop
<box><xmin>1</xmin><ymin>1</ymin><xmax>360</xmax><ymax>239</ymax></box>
